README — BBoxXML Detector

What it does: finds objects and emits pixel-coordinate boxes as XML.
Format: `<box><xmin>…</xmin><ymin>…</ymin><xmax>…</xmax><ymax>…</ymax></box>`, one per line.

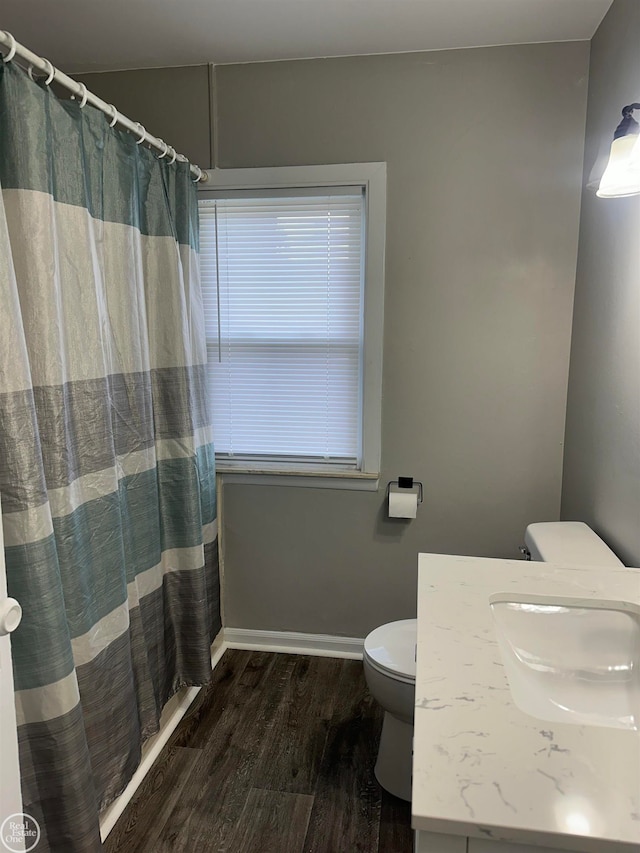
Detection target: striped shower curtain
<box><xmin>0</xmin><ymin>60</ymin><xmax>220</xmax><ymax>852</ymax></box>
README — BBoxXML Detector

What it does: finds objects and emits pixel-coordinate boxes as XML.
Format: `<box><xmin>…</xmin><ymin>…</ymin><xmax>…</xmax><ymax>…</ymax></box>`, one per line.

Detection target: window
<box><xmin>198</xmin><ymin>164</ymin><xmax>385</xmax><ymax>488</ymax></box>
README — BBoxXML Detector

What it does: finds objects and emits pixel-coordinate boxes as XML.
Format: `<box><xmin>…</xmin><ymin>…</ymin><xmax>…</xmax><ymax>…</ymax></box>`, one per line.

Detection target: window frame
<box><xmin>198</xmin><ymin>163</ymin><xmax>386</xmax><ymax>491</ymax></box>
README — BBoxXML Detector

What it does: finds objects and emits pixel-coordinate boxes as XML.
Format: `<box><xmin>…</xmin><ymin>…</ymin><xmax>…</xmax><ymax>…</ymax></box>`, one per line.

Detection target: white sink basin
<box><xmin>490</xmin><ymin>593</ymin><xmax>640</xmax><ymax>730</ymax></box>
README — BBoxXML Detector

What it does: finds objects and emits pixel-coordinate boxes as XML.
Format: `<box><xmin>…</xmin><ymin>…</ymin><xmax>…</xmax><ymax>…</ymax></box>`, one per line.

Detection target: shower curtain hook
<box><xmin>157</xmin><ymin>140</ymin><xmax>169</xmax><ymax>159</ymax></box>
<box><xmin>3</xmin><ymin>32</ymin><xmax>17</xmax><ymax>63</ymax></box>
<box><xmin>41</xmin><ymin>58</ymin><xmax>55</xmax><ymax>86</ymax></box>
<box><xmin>106</xmin><ymin>104</ymin><xmax>118</xmax><ymax>127</ymax></box>
<box><xmin>192</xmin><ymin>165</ymin><xmax>203</xmax><ymax>183</ymax></box>
<box><xmin>168</xmin><ymin>147</ymin><xmax>177</xmax><ymax>165</ymax></box>
<box><xmin>135</xmin><ymin>123</ymin><xmax>146</xmax><ymax>144</ymax></box>
<box><xmin>27</xmin><ymin>58</ymin><xmax>55</xmax><ymax>86</ymax></box>
<box><xmin>75</xmin><ymin>82</ymin><xmax>88</xmax><ymax>107</ymax></box>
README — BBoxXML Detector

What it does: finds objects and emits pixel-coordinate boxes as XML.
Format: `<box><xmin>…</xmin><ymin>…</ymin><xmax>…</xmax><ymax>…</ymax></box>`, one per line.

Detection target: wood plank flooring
<box><xmin>104</xmin><ymin>650</ymin><xmax>413</xmax><ymax>853</ymax></box>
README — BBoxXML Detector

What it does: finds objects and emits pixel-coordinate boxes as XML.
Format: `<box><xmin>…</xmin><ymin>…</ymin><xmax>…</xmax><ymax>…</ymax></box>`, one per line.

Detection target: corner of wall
<box><xmin>207</xmin><ymin>62</ymin><xmax>219</xmax><ymax>170</ymax></box>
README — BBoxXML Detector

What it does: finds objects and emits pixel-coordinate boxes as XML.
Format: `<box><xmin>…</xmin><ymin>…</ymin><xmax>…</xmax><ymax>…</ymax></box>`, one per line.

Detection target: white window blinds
<box><xmin>199</xmin><ymin>189</ymin><xmax>365</xmax><ymax>465</ymax></box>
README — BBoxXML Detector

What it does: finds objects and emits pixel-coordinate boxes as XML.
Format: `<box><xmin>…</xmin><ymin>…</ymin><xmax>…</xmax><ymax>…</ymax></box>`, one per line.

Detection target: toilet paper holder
<box><xmin>386</xmin><ymin>477</ymin><xmax>423</xmax><ymax>503</ymax></box>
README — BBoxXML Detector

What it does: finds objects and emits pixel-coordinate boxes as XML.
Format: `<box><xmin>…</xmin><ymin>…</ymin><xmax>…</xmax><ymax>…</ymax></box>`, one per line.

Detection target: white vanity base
<box><xmin>414</xmin><ymin>830</ymin><xmax>570</xmax><ymax>853</ymax></box>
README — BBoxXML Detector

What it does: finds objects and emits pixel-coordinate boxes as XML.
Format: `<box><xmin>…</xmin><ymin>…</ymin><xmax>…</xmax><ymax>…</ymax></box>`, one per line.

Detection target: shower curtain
<box><xmin>0</xmin><ymin>60</ymin><xmax>220</xmax><ymax>852</ymax></box>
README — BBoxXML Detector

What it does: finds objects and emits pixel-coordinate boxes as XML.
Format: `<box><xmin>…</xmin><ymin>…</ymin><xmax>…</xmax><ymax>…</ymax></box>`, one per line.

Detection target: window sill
<box><xmin>215</xmin><ymin>463</ymin><xmax>380</xmax><ymax>491</ymax></box>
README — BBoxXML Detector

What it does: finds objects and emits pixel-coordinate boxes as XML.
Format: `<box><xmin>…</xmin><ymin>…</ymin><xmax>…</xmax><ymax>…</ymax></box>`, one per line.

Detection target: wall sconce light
<box><xmin>597</xmin><ymin>103</ymin><xmax>640</xmax><ymax>198</ymax></box>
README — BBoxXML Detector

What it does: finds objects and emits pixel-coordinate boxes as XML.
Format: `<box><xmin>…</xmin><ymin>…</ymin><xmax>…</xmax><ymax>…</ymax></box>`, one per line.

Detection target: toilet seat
<box><xmin>364</xmin><ymin>619</ymin><xmax>416</xmax><ymax>684</ymax></box>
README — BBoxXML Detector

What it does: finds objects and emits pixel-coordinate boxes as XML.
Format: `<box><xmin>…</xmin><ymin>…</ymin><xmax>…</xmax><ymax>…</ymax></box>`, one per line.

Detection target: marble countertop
<box><xmin>412</xmin><ymin>554</ymin><xmax>640</xmax><ymax>853</ymax></box>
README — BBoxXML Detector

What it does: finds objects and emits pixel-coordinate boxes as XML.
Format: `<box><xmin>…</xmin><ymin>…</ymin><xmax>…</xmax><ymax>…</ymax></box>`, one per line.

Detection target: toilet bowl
<box><xmin>363</xmin><ymin>618</ymin><xmax>416</xmax><ymax>801</ymax></box>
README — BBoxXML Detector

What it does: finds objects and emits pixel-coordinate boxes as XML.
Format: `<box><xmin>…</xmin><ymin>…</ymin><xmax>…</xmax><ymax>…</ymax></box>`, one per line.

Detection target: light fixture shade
<box><xmin>597</xmin><ymin>133</ymin><xmax>640</xmax><ymax>198</ymax></box>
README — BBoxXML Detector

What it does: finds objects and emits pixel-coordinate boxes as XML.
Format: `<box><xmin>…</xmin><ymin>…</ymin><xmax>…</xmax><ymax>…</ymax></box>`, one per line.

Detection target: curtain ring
<box><xmin>3</xmin><ymin>32</ymin><xmax>17</xmax><ymax>63</ymax></box>
<box><xmin>191</xmin><ymin>165</ymin><xmax>203</xmax><ymax>183</ymax></box>
<box><xmin>27</xmin><ymin>58</ymin><xmax>55</xmax><ymax>86</ymax></box>
<box><xmin>106</xmin><ymin>104</ymin><xmax>118</xmax><ymax>127</ymax></box>
<box><xmin>74</xmin><ymin>82</ymin><xmax>88</xmax><ymax>107</ymax></box>
<box><xmin>168</xmin><ymin>147</ymin><xmax>177</xmax><ymax>165</ymax></box>
<box><xmin>42</xmin><ymin>58</ymin><xmax>55</xmax><ymax>85</ymax></box>
<box><xmin>135</xmin><ymin>123</ymin><xmax>146</xmax><ymax>144</ymax></box>
<box><xmin>156</xmin><ymin>140</ymin><xmax>169</xmax><ymax>159</ymax></box>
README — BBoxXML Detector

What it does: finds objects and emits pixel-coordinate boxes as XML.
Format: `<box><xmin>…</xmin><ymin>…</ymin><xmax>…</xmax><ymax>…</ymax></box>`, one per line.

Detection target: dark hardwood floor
<box><xmin>104</xmin><ymin>650</ymin><xmax>413</xmax><ymax>853</ymax></box>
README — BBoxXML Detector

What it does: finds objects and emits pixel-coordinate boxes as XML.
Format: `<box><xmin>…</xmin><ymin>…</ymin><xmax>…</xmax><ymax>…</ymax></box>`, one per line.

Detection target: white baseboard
<box><xmin>224</xmin><ymin>627</ymin><xmax>364</xmax><ymax>659</ymax></box>
<box><xmin>99</xmin><ymin>631</ymin><xmax>226</xmax><ymax>841</ymax></box>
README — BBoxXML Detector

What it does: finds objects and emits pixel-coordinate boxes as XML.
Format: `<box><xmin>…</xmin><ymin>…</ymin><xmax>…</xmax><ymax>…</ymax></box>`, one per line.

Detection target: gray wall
<box><xmin>562</xmin><ymin>0</ymin><xmax>640</xmax><ymax>566</ymax></box>
<box><xmin>74</xmin><ymin>43</ymin><xmax>590</xmax><ymax>636</ymax></box>
<box><xmin>215</xmin><ymin>43</ymin><xmax>589</xmax><ymax>636</ymax></box>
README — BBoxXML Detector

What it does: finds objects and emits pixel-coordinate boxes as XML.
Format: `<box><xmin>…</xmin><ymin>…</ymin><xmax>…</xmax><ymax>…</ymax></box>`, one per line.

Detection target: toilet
<box><xmin>363</xmin><ymin>521</ymin><xmax>624</xmax><ymax>802</ymax></box>
<box><xmin>363</xmin><ymin>618</ymin><xmax>416</xmax><ymax>800</ymax></box>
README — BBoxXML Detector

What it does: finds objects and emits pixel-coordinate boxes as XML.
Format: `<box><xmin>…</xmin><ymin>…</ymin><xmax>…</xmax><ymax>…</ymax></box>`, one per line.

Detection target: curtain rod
<box><xmin>0</xmin><ymin>31</ymin><xmax>208</xmax><ymax>183</ymax></box>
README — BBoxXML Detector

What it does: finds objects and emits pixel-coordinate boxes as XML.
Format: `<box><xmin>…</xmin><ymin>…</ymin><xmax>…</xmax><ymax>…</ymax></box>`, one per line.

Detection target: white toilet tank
<box><xmin>523</xmin><ymin>521</ymin><xmax>623</xmax><ymax>566</ymax></box>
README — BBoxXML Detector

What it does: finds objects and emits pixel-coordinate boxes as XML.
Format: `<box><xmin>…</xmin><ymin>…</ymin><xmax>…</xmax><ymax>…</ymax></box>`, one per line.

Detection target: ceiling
<box><xmin>1</xmin><ymin>0</ymin><xmax>613</xmax><ymax>74</ymax></box>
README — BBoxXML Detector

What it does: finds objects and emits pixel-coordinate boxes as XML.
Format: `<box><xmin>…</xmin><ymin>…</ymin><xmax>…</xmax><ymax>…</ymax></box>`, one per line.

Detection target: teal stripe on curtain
<box><xmin>0</xmin><ymin>58</ymin><xmax>219</xmax><ymax>853</ymax></box>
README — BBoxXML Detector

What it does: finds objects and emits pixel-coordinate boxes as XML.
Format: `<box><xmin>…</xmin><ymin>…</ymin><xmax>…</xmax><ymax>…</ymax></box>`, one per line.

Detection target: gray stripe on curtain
<box><xmin>0</xmin><ymin>366</ymin><xmax>211</xmax><ymax>513</ymax></box>
<box><xmin>17</xmin><ymin>703</ymin><xmax>103</xmax><ymax>853</ymax></box>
